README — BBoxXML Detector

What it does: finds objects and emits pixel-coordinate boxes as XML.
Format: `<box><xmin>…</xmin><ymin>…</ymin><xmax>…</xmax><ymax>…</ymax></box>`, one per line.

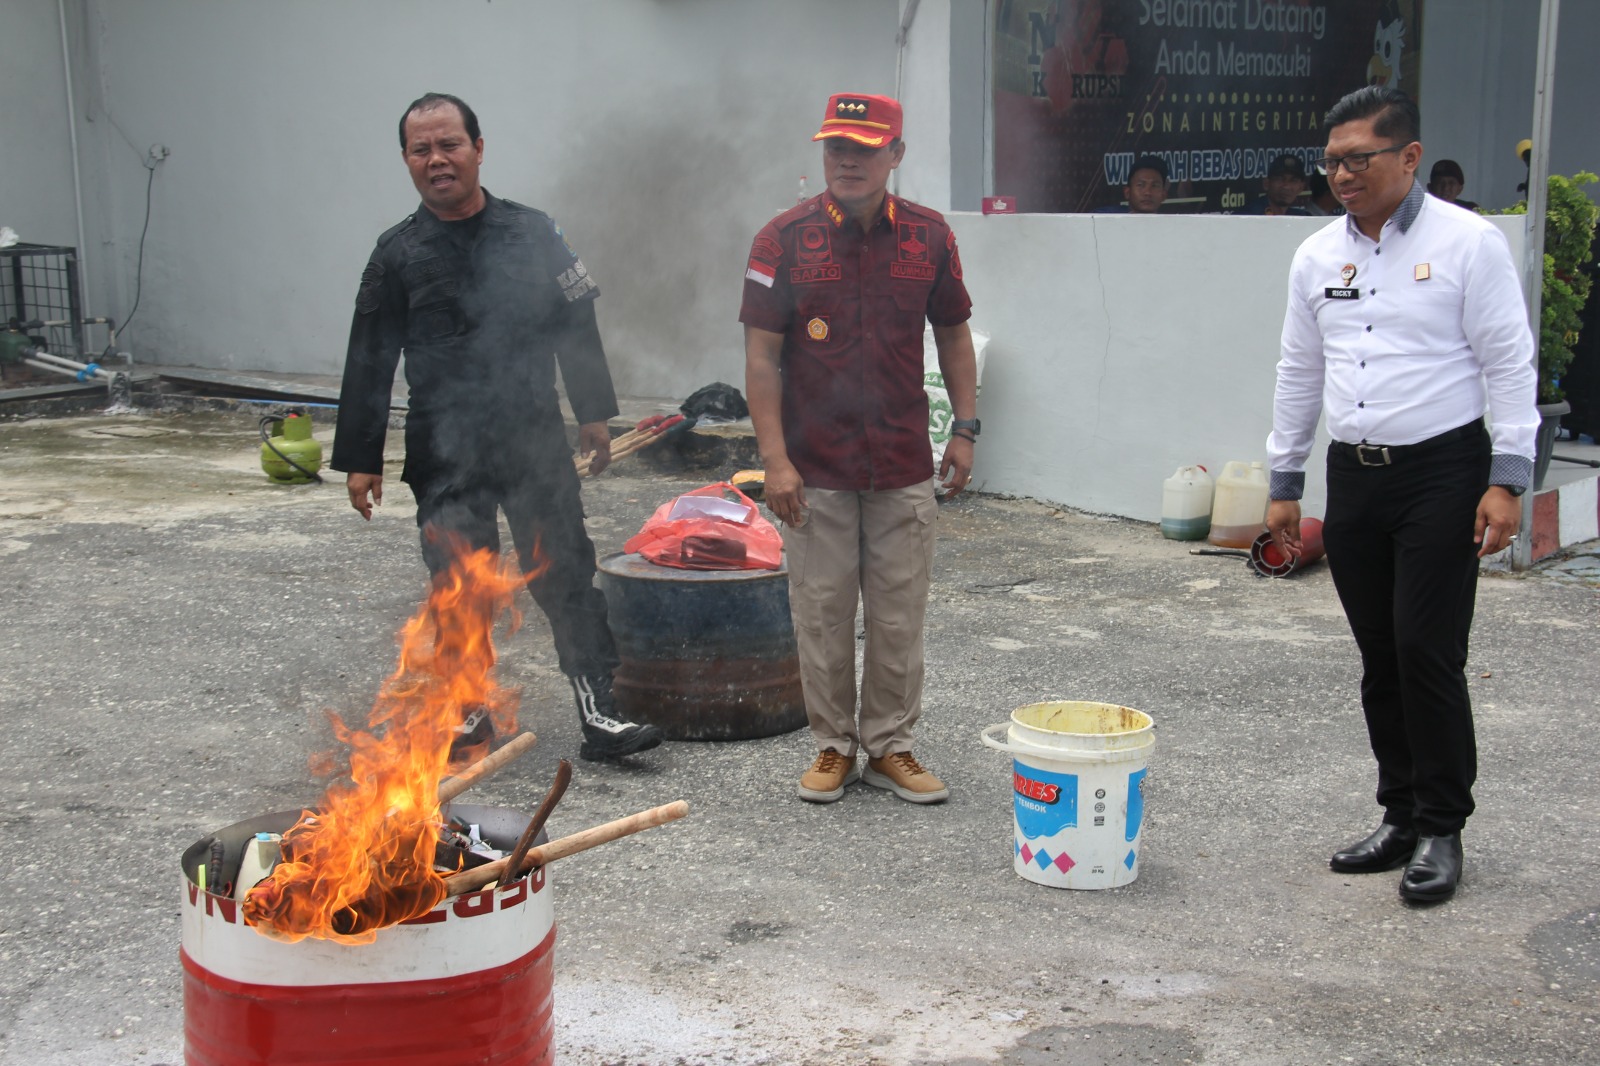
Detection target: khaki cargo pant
<box><xmin>780</xmin><ymin>478</ymin><xmax>938</xmax><ymax>758</ymax></box>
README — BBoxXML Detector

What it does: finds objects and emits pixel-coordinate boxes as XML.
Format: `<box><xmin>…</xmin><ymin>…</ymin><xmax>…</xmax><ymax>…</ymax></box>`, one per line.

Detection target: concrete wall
<box><xmin>0</xmin><ymin>2</ymin><xmax>79</xmax><ymax>249</ymax></box>
<box><xmin>70</xmin><ymin>0</ymin><xmax>899</xmax><ymax>393</ymax></box>
<box><xmin>895</xmin><ymin>0</ymin><xmax>952</xmax><ymax>210</ymax></box>
<box><xmin>1419</xmin><ymin>0</ymin><xmax>1600</xmax><ymax>212</ymax></box>
<box><xmin>955</xmin><ymin>212</ymin><xmax>1527</xmax><ymax>522</ymax></box>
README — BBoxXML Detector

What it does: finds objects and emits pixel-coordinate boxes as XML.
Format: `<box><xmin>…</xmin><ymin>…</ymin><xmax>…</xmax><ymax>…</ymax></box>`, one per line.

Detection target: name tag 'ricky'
<box><xmin>1325</xmin><ymin>287</ymin><xmax>1360</xmax><ymax>300</ymax></box>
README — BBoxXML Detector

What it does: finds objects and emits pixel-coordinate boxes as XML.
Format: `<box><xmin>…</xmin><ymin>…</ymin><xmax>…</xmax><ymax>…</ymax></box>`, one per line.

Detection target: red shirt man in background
<box><xmin>740</xmin><ymin>93</ymin><xmax>979</xmax><ymax>805</ymax></box>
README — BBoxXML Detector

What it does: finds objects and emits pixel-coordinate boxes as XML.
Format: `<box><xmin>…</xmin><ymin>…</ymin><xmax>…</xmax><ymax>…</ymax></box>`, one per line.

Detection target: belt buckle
<box><xmin>1355</xmin><ymin>444</ymin><xmax>1391</xmax><ymax>467</ymax></box>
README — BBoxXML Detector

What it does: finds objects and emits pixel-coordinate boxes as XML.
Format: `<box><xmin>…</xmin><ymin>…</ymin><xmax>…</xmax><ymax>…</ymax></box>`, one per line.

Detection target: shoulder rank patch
<box><xmin>824</xmin><ymin>200</ymin><xmax>845</xmax><ymax>227</ymax></box>
<box><xmin>356</xmin><ymin>261</ymin><xmax>385</xmax><ymax>314</ymax></box>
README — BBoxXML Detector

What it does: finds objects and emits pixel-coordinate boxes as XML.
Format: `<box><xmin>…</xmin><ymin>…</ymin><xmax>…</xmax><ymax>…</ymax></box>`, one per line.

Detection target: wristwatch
<box><xmin>951</xmin><ymin>418</ymin><xmax>981</xmax><ymax>438</ymax></box>
<box><xmin>1495</xmin><ymin>483</ymin><xmax>1527</xmax><ymax>497</ymax></box>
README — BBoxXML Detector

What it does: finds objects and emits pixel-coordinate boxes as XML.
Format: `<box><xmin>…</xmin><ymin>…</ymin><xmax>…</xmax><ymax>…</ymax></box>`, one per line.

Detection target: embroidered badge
<box><xmin>898</xmin><ymin>222</ymin><xmax>929</xmax><ymax>263</ymax></box>
<box><xmin>1341</xmin><ymin>263</ymin><xmax>1357</xmax><ymax>284</ymax></box>
<box><xmin>797</xmin><ymin>225</ymin><xmax>832</xmax><ymax>266</ymax></box>
<box><xmin>558</xmin><ymin>260</ymin><xmax>597</xmax><ymax>302</ymax></box>
<box><xmin>790</xmin><ymin>264</ymin><xmax>842</xmax><ymax>284</ymax></box>
<box><xmin>824</xmin><ymin>201</ymin><xmax>845</xmax><ymax>226</ymax></box>
<box><xmin>751</xmin><ymin>235</ymin><xmax>783</xmax><ymax>261</ymax></box>
<box><xmin>1414</xmin><ymin>263</ymin><xmax>1431</xmax><ymax>281</ymax></box>
<box><xmin>887</xmin><ymin>199</ymin><xmax>897</xmax><ymax>225</ymax></box>
<box><xmin>806</xmin><ymin>316</ymin><xmax>830</xmax><ymax>342</ymax></box>
<box><xmin>356</xmin><ymin>261</ymin><xmax>385</xmax><ymax>315</ymax></box>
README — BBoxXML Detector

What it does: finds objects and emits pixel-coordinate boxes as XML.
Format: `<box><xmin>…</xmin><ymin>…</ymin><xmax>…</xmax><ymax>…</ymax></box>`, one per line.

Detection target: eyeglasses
<box><xmin>1314</xmin><ymin>145</ymin><xmax>1408</xmax><ymax>175</ymax></box>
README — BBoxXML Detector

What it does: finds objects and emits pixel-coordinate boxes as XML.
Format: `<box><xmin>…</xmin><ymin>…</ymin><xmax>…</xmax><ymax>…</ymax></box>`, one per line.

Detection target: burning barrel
<box><xmin>181</xmin><ymin>803</ymin><xmax>554</xmax><ymax>1066</ymax></box>
<box><xmin>597</xmin><ymin>551</ymin><xmax>806</xmax><ymax>740</ymax></box>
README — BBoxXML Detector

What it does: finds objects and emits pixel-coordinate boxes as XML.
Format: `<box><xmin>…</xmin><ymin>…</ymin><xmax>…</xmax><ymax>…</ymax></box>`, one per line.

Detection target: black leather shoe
<box><xmin>1400</xmin><ymin>833</ymin><xmax>1463</xmax><ymax>904</ymax></box>
<box><xmin>1329</xmin><ymin>823</ymin><xmax>1419</xmax><ymax>873</ymax></box>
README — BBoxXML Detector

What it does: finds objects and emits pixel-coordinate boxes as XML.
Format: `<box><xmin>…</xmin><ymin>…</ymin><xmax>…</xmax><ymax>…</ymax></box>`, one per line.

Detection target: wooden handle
<box><xmin>443</xmin><ymin>799</ymin><xmax>689</xmax><ymax>896</ymax></box>
<box><xmin>437</xmin><ymin>731</ymin><xmax>537</xmax><ymax>804</ymax></box>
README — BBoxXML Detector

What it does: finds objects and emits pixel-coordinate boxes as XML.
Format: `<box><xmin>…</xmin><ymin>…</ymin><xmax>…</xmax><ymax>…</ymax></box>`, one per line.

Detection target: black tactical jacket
<box><xmin>331</xmin><ymin>190</ymin><xmax>619</xmax><ymax>482</ymax></box>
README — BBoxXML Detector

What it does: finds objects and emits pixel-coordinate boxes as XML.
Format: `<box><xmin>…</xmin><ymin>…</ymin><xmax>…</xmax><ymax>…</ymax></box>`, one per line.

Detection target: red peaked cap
<box><xmin>813</xmin><ymin>93</ymin><xmax>903</xmax><ymax>148</ymax></box>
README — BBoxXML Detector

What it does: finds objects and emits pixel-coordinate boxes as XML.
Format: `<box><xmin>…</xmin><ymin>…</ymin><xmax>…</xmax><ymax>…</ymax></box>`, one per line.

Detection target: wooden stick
<box><xmin>437</xmin><ymin>731</ymin><xmax>538</xmax><ymax>804</ymax></box>
<box><xmin>443</xmin><ymin>799</ymin><xmax>689</xmax><ymax>896</ymax></box>
<box><xmin>499</xmin><ymin>758</ymin><xmax>572</xmax><ymax>888</ymax></box>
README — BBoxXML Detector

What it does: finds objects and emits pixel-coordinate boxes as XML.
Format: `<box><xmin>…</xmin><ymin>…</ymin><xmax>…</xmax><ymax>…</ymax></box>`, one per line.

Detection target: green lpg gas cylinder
<box><xmin>260</xmin><ymin>413</ymin><xmax>324</xmax><ymax>484</ymax></box>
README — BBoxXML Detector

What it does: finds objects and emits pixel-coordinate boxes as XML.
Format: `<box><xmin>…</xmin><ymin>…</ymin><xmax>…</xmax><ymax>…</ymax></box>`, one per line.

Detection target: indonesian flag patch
<box><xmin>745</xmin><ymin>258</ymin><xmax>777</xmax><ymax>288</ymax></box>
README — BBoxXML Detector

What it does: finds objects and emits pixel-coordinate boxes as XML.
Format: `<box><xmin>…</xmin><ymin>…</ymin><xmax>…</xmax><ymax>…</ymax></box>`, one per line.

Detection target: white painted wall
<box><xmin>72</xmin><ymin>0</ymin><xmax>899</xmax><ymax>393</ymax></box>
<box><xmin>1</xmin><ymin>2</ymin><xmax>79</xmax><ymax>249</ymax></box>
<box><xmin>954</xmin><ymin>212</ymin><xmax>1527</xmax><ymax>522</ymax></box>
<box><xmin>894</xmin><ymin>0</ymin><xmax>953</xmax><ymax>210</ymax></box>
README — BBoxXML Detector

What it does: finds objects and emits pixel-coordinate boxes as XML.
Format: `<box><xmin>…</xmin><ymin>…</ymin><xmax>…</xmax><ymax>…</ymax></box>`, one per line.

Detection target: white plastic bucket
<box><xmin>981</xmin><ymin>701</ymin><xmax>1155</xmax><ymax>890</ymax></box>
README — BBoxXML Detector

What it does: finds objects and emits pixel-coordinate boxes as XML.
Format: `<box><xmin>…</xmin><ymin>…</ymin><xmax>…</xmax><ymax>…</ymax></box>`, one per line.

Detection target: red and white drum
<box><xmin>180</xmin><ymin>804</ymin><xmax>554</xmax><ymax>1066</ymax></box>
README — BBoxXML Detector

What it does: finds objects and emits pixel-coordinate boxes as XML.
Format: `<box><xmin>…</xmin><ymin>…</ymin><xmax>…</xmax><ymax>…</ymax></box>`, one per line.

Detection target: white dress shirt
<box><xmin>1267</xmin><ymin>181</ymin><xmax>1538</xmax><ymax>499</ymax></box>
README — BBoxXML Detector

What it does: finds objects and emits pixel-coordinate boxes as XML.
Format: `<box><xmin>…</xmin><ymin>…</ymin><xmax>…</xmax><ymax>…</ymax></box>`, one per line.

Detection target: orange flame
<box><xmin>242</xmin><ymin>542</ymin><xmax>537</xmax><ymax>943</ymax></box>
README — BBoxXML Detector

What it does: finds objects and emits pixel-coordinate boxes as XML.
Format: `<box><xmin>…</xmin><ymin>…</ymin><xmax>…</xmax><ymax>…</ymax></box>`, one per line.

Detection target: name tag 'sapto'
<box><xmin>1325</xmin><ymin>287</ymin><xmax>1360</xmax><ymax>300</ymax></box>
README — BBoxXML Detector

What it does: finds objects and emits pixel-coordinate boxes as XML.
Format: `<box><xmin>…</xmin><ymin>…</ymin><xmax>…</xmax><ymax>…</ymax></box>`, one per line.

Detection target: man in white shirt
<box><xmin>1265</xmin><ymin>86</ymin><xmax>1538</xmax><ymax>905</ymax></box>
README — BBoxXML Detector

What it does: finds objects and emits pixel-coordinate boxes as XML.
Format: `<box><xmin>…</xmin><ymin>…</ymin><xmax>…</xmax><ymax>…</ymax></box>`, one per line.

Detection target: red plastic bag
<box><xmin>623</xmin><ymin>482</ymin><xmax>783</xmax><ymax>571</ymax></box>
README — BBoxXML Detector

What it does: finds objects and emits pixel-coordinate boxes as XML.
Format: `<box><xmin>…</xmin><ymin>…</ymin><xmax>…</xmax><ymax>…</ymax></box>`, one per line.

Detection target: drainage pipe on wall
<box><xmin>58</xmin><ymin>0</ymin><xmax>92</xmax><ymax>315</ymax></box>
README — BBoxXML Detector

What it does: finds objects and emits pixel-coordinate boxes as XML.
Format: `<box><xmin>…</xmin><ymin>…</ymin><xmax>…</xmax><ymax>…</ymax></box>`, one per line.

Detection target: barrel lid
<box><xmin>598</xmin><ymin>551</ymin><xmax>787</xmax><ymax>582</ymax></box>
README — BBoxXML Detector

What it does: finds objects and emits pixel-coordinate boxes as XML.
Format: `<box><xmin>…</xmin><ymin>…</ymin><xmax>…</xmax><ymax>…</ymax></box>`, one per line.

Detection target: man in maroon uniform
<box><xmin>740</xmin><ymin>93</ymin><xmax>979</xmax><ymax>805</ymax></box>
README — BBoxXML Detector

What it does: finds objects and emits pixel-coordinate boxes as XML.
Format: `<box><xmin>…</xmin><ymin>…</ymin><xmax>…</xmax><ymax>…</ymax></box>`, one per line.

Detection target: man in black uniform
<box><xmin>332</xmin><ymin>92</ymin><xmax>661</xmax><ymax>763</ymax></box>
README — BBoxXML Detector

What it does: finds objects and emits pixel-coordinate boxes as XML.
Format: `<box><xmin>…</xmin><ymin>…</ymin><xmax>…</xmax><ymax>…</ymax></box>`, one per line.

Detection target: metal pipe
<box><xmin>58</xmin><ymin>0</ymin><xmax>92</xmax><ymax>315</ymax></box>
<box><xmin>1513</xmin><ymin>0</ymin><xmax>1561</xmax><ymax>572</ymax></box>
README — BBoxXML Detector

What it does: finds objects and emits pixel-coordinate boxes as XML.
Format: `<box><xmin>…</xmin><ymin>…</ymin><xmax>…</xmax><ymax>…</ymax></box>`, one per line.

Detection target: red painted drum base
<box><xmin>181</xmin><ymin>805</ymin><xmax>555</xmax><ymax>1066</ymax></box>
<box><xmin>181</xmin><ymin>928</ymin><xmax>554</xmax><ymax>1066</ymax></box>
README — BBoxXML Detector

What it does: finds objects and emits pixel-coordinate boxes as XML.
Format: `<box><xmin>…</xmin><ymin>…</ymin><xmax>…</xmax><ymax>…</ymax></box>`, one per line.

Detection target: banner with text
<box><xmin>992</xmin><ymin>0</ymin><xmax>1425</xmax><ymax>213</ymax></box>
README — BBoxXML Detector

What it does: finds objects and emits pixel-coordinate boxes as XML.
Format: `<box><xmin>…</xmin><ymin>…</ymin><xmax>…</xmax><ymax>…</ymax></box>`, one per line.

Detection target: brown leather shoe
<box><xmin>863</xmin><ymin>751</ymin><xmax>950</xmax><ymax>804</ymax></box>
<box><xmin>798</xmin><ymin>750</ymin><xmax>859</xmax><ymax>803</ymax></box>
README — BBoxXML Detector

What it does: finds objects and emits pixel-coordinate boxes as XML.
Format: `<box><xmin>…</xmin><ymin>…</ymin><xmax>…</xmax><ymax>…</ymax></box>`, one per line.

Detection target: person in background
<box><xmin>1305</xmin><ymin>170</ymin><xmax>1344</xmax><ymax>216</ymax></box>
<box><xmin>1098</xmin><ymin>155</ymin><xmax>1169</xmax><ymax>214</ymax></box>
<box><xmin>741</xmin><ymin>92</ymin><xmax>978</xmax><ymax>806</ymax></box>
<box><xmin>332</xmin><ymin>92</ymin><xmax>663</xmax><ymax>766</ymax></box>
<box><xmin>1265</xmin><ymin>85</ymin><xmax>1538</xmax><ymax>905</ymax></box>
<box><xmin>1427</xmin><ymin>159</ymin><xmax>1479</xmax><ymax>211</ymax></box>
<box><xmin>1239</xmin><ymin>154</ymin><xmax>1313</xmax><ymax>215</ymax></box>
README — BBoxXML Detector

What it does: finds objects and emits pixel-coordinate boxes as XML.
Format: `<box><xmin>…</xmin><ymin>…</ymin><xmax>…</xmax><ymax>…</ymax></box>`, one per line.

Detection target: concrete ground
<box><xmin>0</xmin><ymin>401</ymin><xmax>1596</xmax><ymax>1066</ymax></box>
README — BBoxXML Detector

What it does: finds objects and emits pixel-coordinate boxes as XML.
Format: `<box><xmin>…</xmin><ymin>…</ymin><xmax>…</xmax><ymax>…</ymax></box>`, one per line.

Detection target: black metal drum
<box><xmin>597</xmin><ymin>552</ymin><xmax>806</xmax><ymax>740</ymax></box>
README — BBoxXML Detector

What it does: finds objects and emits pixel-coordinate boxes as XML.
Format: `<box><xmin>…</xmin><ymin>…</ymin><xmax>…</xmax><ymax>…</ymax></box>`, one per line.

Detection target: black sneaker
<box><xmin>447</xmin><ymin>705</ymin><xmax>495</xmax><ymax>771</ymax></box>
<box><xmin>570</xmin><ymin>675</ymin><xmax>663</xmax><ymax>762</ymax></box>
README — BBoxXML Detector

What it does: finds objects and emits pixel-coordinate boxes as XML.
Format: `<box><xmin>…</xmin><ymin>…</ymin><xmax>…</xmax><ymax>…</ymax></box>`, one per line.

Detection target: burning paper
<box><xmin>243</xmin><ymin>544</ymin><xmax>533</xmax><ymax>943</ymax></box>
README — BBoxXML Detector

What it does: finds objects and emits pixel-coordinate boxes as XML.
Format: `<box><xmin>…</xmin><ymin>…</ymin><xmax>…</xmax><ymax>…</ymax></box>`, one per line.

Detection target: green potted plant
<box><xmin>1485</xmin><ymin>171</ymin><xmax>1599</xmax><ymax>487</ymax></box>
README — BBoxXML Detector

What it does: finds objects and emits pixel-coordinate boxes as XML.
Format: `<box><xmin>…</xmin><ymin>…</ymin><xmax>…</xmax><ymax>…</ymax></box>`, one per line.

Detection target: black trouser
<box><xmin>409</xmin><ymin>446</ymin><xmax>618</xmax><ymax>681</ymax></box>
<box><xmin>1322</xmin><ymin>423</ymin><xmax>1490</xmax><ymax>837</ymax></box>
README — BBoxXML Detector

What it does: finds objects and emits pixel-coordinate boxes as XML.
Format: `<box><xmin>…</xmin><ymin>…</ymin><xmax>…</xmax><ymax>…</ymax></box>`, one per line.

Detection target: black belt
<box><xmin>1329</xmin><ymin>420</ymin><xmax>1484</xmax><ymax>468</ymax></box>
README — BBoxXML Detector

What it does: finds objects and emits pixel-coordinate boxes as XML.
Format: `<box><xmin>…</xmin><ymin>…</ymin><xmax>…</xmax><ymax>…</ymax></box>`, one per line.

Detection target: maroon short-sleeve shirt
<box><xmin>739</xmin><ymin>193</ymin><xmax>973</xmax><ymax>492</ymax></box>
